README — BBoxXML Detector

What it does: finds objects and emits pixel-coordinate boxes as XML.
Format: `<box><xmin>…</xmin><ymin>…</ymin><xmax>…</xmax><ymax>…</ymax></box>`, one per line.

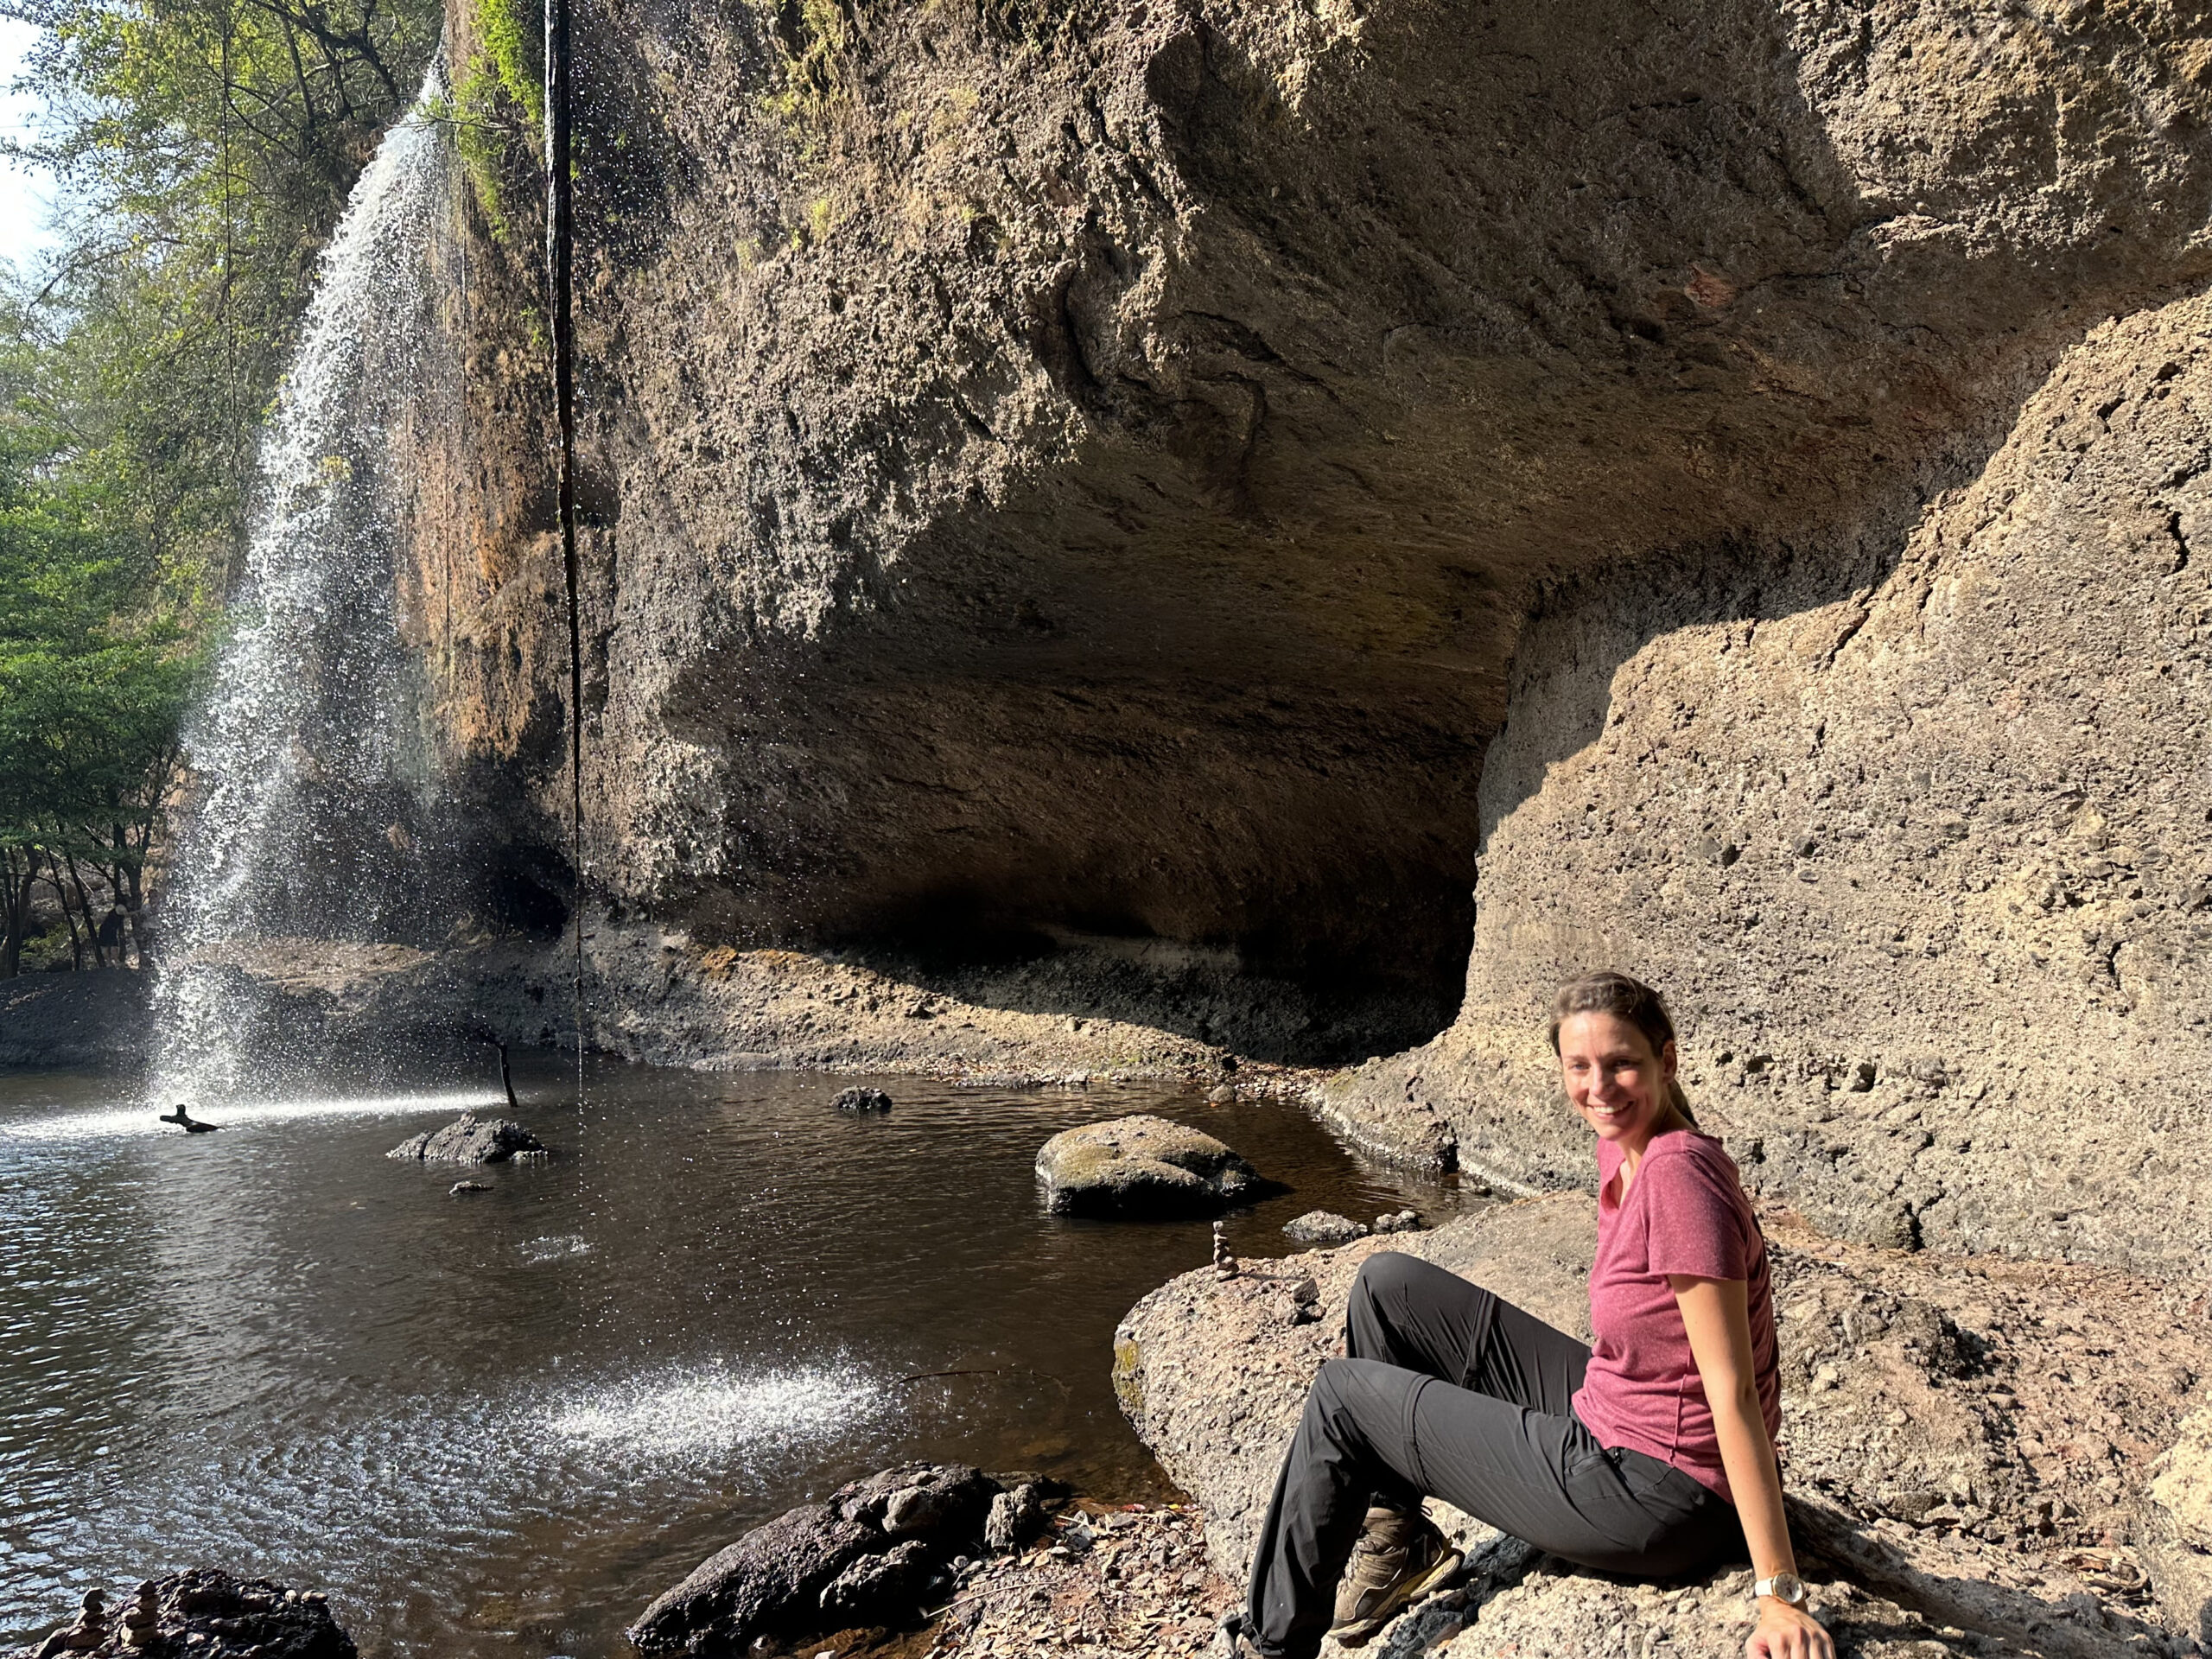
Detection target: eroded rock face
<box><xmin>394</xmin><ymin>0</ymin><xmax>2212</xmax><ymax>1048</ymax></box>
<box><xmin>1114</xmin><ymin>1196</ymin><xmax>2211</xmax><ymax>1655</ymax></box>
<box><xmin>1035</xmin><ymin>1115</ymin><xmax>1262</xmax><ymax>1216</ymax></box>
<box><xmin>2144</xmin><ymin>1398</ymin><xmax>2212</xmax><ymax>1647</ymax></box>
<box><xmin>1327</xmin><ymin>293</ymin><xmax>2212</xmax><ymax>1280</ymax></box>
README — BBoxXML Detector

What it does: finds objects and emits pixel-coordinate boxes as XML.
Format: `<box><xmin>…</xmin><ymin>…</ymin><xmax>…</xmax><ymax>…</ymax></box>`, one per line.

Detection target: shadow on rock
<box><xmin>626</xmin><ymin>1463</ymin><xmax>1058</xmax><ymax>1655</ymax></box>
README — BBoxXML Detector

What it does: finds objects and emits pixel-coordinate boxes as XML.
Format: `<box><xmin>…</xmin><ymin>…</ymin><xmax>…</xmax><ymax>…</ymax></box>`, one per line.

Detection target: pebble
<box><xmin>928</xmin><ymin>1504</ymin><xmax>1232</xmax><ymax>1658</ymax></box>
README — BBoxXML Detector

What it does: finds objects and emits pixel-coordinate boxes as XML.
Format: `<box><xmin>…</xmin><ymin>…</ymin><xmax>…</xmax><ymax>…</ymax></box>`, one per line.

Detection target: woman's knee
<box><xmin>1349</xmin><ymin>1249</ymin><xmax>1426</xmax><ymax>1315</ymax></box>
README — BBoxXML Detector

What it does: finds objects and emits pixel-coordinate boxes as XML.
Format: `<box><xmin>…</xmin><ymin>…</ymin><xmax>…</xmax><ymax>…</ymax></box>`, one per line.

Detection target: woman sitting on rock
<box><xmin>1226</xmin><ymin>970</ymin><xmax>1832</xmax><ymax>1659</ymax></box>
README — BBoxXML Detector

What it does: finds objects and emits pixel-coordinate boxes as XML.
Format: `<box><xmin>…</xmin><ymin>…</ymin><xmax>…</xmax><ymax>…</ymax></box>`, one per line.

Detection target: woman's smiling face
<box><xmin>1556</xmin><ymin>1010</ymin><xmax>1678</xmax><ymax>1150</ymax></box>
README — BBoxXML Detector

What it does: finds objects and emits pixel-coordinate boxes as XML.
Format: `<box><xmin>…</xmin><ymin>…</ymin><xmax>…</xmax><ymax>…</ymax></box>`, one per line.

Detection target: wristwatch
<box><xmin>1753</xmin><ymin>1573</ymin><xmax>1808</xmax><ymax>1607</ymax></box>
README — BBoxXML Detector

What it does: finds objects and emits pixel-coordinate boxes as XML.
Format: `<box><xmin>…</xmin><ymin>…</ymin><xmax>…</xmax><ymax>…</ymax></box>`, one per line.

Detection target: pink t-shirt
<box><xmin>1570</xmin><ymin>1129</ymin><xmax>1778</xmax><ymax>1503</ymax></box>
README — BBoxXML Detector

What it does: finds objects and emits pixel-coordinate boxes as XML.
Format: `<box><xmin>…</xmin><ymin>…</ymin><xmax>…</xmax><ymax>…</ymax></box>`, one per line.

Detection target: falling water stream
<box><xmin>149</xmin><ymin>70</ymin><xmax>456</xmax><ymax>1105</ymax></box>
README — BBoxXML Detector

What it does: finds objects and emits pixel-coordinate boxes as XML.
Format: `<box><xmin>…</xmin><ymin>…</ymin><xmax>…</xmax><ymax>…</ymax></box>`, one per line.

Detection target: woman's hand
<box><xmin>1745</xmin><ymin>1596</ymin><xmax>1833</xmax><ymax>1659</ymax></box>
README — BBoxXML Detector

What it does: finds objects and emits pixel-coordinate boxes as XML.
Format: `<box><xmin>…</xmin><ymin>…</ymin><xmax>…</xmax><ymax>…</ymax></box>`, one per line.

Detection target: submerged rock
<box><xmin>385</xmin><ymin>1113</ymin><xmax>544</xmax><ymax>1164</ymax></box>
<box><xmin>1281</xmin><ymin>1210</ymin><xmax>1367</xmax><ymax>1246</ymax></box>
<box><xmin>626</xmin><ymin>1462</ymin><xmax>1001</xmax><ymax>1652</ymax></box>
<box><xmin>831</xmin><ymin>1086</ymin><xmax>893</xmax><ymax>1114</ymax></box>
<box><xmin>16</xmin><ymin>1567</ymin><xmax>355</xmax><ymax>1659</ymax></box>
<box><xmin>1035</xmin><ymin>1116</ymin><xmax>1263</xmax><ymax>1218</ymax></box>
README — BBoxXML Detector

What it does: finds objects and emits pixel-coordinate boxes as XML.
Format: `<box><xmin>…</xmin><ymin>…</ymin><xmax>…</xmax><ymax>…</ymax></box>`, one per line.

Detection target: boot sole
<box><xmin>1325</xmin><ymin>1547</ymin><xmax>1465</xmax><ymax>1648</ymax></box>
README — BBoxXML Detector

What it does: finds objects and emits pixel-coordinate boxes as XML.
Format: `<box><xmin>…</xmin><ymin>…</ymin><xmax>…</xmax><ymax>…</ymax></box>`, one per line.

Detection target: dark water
<box><xmin>0</xmin><ymin>1061</ymin><xmax>1465</xmax><ymax>1658</ymax></box>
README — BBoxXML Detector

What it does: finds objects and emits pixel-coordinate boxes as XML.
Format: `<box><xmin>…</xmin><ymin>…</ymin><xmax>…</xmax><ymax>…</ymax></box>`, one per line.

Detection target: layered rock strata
<box><xmin>1114</xmin><ymin>1195</ymin><xmax>2212</xmax><ymax>1656</ymax></box>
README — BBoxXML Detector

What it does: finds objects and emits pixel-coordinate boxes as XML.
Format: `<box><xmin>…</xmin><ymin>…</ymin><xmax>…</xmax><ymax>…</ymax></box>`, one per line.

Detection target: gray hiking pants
<box><xmin>1244</xmin><ymin>1252</ymin><xmax>1745</xmax><ymax>1658</ymax></box>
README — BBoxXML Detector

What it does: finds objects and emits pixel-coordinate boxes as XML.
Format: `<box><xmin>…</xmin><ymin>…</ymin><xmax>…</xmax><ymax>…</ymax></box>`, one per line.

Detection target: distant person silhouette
<box><xmin>157</xmin><ymin>1104</ymin><xmax>220</xmax><ymax>1133</ymax></box>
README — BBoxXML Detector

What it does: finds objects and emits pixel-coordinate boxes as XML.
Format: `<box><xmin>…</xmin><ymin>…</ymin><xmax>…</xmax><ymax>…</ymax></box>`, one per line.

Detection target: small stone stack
<box><xmin>18</xmin><ymin>1569</ymin><xmax>354</xmax><ymax>1659</ymax></box>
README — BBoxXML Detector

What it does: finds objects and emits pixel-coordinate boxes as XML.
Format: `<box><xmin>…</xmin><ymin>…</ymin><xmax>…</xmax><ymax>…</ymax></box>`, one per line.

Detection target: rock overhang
<box><xmin>401</xmin><ymin>0</ymin><xmax>2212</xmax><ymax>1042</ymax></box>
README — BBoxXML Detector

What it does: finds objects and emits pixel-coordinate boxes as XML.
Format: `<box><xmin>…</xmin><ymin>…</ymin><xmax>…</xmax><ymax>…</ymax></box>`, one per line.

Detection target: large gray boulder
<box><xmin>1115</xmin><ymin>1195</ymin><xmax>2209</xmax><ymax>1656</ymax></box>
<box><xmin>1036</xmin><ymin>1115</ymin><xmax>1263</xmax><ymax>1218</ymax></box>
<box><xmin>385</xmin><ymin>1113</ymin><xmax>544</xmax><ymax>1164</ymax></box>
<box><xmin>626</xmin><ymin>1462</ymin><xmax>1000</xmax><ymax>1653</ymax></box>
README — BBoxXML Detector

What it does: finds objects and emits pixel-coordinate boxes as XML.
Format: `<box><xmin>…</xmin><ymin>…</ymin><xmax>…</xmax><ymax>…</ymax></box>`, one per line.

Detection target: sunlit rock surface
<box><xmin>1326</xmin><ymin>292</ymin><xmax>2212</xmax><ymax>1279</ymax></box>
<box><xmin>1035</xmin><ymin>1112</ymin><xmax>1262</xmax><ymax>1215</ymax></box>
<box><xmin>1114</xmin><ymin>1195</ymin><xmax>2212</xmax><ymax>1655</ymax></box>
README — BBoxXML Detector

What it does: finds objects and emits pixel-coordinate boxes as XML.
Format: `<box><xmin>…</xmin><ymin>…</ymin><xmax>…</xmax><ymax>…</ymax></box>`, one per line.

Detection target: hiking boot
<box><xmin>1326</xmin><ymin>1505</ymin><xmax>1463</xmax><ymax>1647</ymax></box>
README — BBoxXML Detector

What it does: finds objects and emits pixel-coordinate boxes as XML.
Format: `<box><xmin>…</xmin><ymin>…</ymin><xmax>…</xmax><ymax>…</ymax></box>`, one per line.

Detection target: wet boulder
<box><xmin>1035</xmin><ymin>1116</ymin><xmax>1263</xmax><ymax>1218</ymax></box>
<box><xmin>18</xmin><ymin>1568</ymin><xmax>356</xmax><ymax>1659</ymax></box>
<box><xmin>626</xmin><ymin>1462</ymin><xmax>1000</xmax><ymax>1652</ymax></box>
<box><xmin>831</xmin><ymin>1086</ymin><xmax>893</xmax><ymax>1114</ymax></box>
<box><xmin>386</xmin><ymin>1113</ymin><xmax>544</xmax><ymax>1164</ymax></box>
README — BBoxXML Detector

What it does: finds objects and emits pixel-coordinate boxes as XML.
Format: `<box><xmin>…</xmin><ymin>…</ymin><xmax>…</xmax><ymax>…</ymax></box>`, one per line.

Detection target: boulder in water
<box><xmin>831</xmin><ymin>1086</ymin><xmax>893</xmax><ymax>1114</ymax></box>
<box><xmin>1281</xmin><ymin>1210</ymin><xmax>1368</xmax><ymax>1246</ymax></box>
<box><xmin>1034</xmin><ymin>1116</ymin><xmax>1263</xmax><ymax>1217</ymax></box>
<box><xmin>626</xmin><ymin>1462</ymin><xmax>1001</xmax><ymax>1652</ymax></box>
<box><xmin>386</xmin><ymin>1113</ymin><xmax>544</xmax><ymax>1164</ymax></box>
<box><xmin>20</xmin><ymin>1567</ymin><xmax>355</xmax><ymax>1659</ymax></box>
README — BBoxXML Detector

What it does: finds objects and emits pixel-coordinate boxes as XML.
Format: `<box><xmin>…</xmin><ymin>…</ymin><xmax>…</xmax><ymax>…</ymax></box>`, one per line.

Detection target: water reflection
<box><xmin>0</xmin><ymin>1062</ymin><xmax>1464</xmax><ymax>1657</ymax></box>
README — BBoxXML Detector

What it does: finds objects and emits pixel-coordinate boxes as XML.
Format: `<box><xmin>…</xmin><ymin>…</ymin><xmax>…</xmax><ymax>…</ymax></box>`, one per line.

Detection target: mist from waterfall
<box><xmin>149</xmin><ymin>69</ymin><xmax>457</xmax><ymax>1103</ymax></box>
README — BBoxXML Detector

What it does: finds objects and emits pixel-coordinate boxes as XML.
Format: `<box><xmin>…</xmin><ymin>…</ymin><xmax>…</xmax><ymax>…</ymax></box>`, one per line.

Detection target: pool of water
<box><xmin>0</xmin><ymin>1060</ymin><xmax>1466</xmax><ymax>1658</ymax></box>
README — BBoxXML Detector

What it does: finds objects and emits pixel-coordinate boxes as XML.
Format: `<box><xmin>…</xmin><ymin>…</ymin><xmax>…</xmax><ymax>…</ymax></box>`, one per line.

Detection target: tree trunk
<box><xmin>47</xmin><ymin>854</ymin><xmax>86</xmax><ymax>970</ymax></box>
<box><xmin>66</xmin><ymin>855</ymin><xmax>107</xmax><ymax>969</ymax></box>
<box><xmin>0</xmin><ymin>851</ymin><xmax>29</xmax><ymax>978</ymax></box>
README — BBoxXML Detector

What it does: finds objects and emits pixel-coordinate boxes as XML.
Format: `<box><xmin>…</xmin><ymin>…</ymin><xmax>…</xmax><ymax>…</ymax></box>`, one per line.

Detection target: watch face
<box><xmin>1770</xmin><ymin>1573</ymin><xmax>1805</xmax><ymax>1604</ymax></box>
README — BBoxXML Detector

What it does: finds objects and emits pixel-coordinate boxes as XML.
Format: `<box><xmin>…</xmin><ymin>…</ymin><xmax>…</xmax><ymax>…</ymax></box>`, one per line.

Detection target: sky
<box><xmin>0</xmin><ymin>16</ymin><xmax>60</xmax><ymax>273</ymax></box>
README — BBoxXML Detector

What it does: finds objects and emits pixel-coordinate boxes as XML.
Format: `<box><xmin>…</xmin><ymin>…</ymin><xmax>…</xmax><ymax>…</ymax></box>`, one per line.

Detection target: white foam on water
<box><xmin>520</xmin><ymin>1233</ymin><xmax>593</xmax><ymax>1262</ymax></box>
<box><xmin>546</xmin><ymin>1362</ymin><xmax>886</xmax><ymax>1463</ymax></box>
<box><xmin>1</xmin><ymin>1089</ymin><xmax>503</xmax><ymax>1143</ymax></box>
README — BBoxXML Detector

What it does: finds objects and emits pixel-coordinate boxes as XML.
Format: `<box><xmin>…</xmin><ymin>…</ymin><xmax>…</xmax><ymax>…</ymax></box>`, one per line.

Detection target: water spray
<box><xmin>544</xmin><ymin>0</ymin><xmax>583</xmax><ymax>1110</ymax></box>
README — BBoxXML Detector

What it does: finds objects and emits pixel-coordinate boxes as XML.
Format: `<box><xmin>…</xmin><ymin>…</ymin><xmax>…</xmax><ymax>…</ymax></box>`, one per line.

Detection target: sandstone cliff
<box><xmin>389</xmin><ymin>1</ymin><xmax>2212</xmax><ymax>1264</ymax></box>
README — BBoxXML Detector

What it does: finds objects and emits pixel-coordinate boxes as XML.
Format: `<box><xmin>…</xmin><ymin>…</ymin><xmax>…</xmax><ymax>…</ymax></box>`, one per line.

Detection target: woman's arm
<box><xmin>1671</xmin><ymin>1274</ymin><xmax>1834</xmax><ymax>1659</ymax></box>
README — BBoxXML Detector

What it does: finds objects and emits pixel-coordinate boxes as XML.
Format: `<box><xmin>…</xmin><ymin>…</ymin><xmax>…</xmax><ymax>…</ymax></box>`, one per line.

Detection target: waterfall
<box><xmin>149</xmin><ymin>69</ymin><xmax>455</xmax><ymax>1103</ymax></box>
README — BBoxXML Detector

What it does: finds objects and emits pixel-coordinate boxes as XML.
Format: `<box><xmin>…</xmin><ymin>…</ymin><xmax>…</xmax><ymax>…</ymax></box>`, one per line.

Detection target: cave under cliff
<box><xmin>388</xmin><ymin>0</ymin><xmax>2212</xmax><ymax>1269</ymax></box>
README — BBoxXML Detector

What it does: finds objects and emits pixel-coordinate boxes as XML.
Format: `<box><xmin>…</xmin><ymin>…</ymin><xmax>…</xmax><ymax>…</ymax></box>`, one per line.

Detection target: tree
<box><xmin>0</xmin><ymin>274</ymin><xmax>201</xmax><ymax>974</ymax></box>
